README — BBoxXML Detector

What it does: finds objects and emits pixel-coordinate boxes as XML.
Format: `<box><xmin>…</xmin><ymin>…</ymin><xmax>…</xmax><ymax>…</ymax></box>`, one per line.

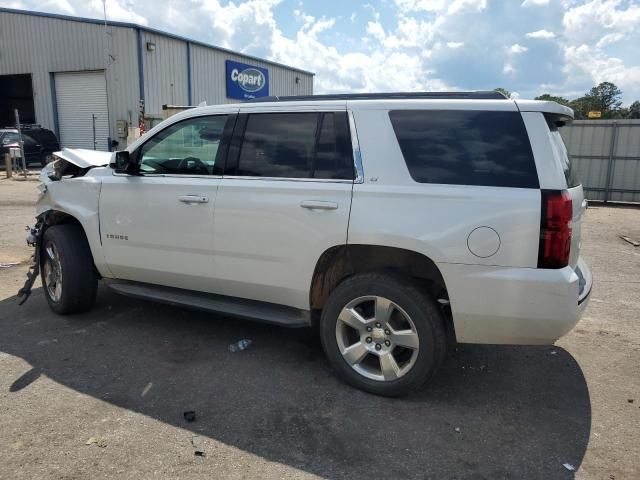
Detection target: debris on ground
<box><xmin>183</xmin><ymin>411</ymin><xmax>196</xmax><ymax>422</ymax></box>
<box><xmin>619</xmin><ymin>235</ymin><xmax>640</xmax><ymax>247</ymax></box>
<box><xmin>194</xmin><ymin>451</ymin><xmax>206</xmax><ymax>457</ymax></box>
<box><xmin>0</xmin><ymin>262</ymin><xmax>20</xmax><ymax>268</ymax></box>
<box><xmin>454</xmin><ymin>427</ymin><xmax>461</xmax><ymax>433</ymax></box>
<box><xmin>563</xmin><ymin>463</ymin><xmax>575</xmax><ymax>471</ymax></box>
<box><xmin>85</xmin><ymin>437</ymin><xmax>107</xmax><ymax>448</ymax></box>
<box><xmin>141</xmin><ymin>382</ymin><xmax>153</xmax><ymax>397</ymax></box>
<box><xmin>628</xmin><ymin>399</ymin><xmax>634</xmax><ymax>404</ymax></box>
<box><xmin>550</xmin><ymin>350</ymin><xmax>557</xmax><ymax>355</ymax></box>
<box><xmin>228</xmin><ymin>339</ymin><xmax>252</xmax><ymax>352</ymax></box>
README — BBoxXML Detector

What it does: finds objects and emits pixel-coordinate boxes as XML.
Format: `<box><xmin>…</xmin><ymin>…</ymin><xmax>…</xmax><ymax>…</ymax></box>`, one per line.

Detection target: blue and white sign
<box><xmin>226</xmin><ymin>60</ymin><xmax>269</xmax><ymax>100</ymax></box>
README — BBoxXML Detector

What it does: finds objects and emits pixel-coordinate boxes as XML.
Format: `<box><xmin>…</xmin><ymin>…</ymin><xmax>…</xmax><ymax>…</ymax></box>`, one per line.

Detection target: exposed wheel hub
<box><xmin>371</xmin><ymin>327</ymin><xmax>386</xmax><ymax>342</ymax></box>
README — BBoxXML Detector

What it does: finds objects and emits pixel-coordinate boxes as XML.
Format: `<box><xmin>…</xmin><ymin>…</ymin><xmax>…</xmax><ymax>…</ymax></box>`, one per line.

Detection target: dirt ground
<box><xmin>0</xmin><ymin>177</ymin><xmax>638</xmax><ymax>479</ymax></box>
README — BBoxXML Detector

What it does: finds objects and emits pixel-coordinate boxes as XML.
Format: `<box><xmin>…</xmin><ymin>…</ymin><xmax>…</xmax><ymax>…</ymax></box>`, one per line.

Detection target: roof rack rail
<box><xmin>245</xmin><ymin>91</ymin><xmax>507</xmax><ymax>103</ymax></box>
<box><xmin>3</xmin><ymin>124</ymin><xmax>42</xmax><ymax>129</ymax></box>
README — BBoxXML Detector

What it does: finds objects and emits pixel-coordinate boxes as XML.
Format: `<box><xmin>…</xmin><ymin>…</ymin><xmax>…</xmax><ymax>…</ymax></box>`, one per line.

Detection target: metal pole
<box><xmin>603</xmin><ymin>122</ymin><xmax>618</xmax><ymax>203</ymax></box>
<box><xmin>4</xmin><ymin>153</ymin><xmax>12</xmax><ymax>178</ymax></box>
<box><xmin>92</xmin><ymin>114</ymin><xmax>97</xmax><ymax>150</ymax></box>
<box><xmin>14</xmin><ymin>109</ymin><xmax>27</xmax><ymax>179</ymax></box>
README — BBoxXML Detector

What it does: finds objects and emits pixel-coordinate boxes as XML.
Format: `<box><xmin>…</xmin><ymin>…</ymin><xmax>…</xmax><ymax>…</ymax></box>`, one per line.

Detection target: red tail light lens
<box><xmin>538</xmin><ymin>190</ymin><xmax>573</xmax><ymax>269</ymax></box>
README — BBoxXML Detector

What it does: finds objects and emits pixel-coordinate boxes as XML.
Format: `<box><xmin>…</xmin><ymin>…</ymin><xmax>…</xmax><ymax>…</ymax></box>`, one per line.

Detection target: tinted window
<box><xmin>389</xmin><ymin>110</ymin><xmax>539</xmax><ymax>188</ymax></box>
<box><xmin>31</xmin><ymin>129</ymin><xmax>59</xmax><ymax>147</ymax></box>
<box><xmin>138</xmin><ymin>115</ymin><xmax>228</xmax><ymax>175</ymax></box>
<box><xmin>549</xmin><ymin>124</ymin><xmax>580</xmax><ymax>188</ymax></box>
<box><xmin>235</xmin><ymin>112</ymin><xmax>353</xmax><ymax>179</ymax></box>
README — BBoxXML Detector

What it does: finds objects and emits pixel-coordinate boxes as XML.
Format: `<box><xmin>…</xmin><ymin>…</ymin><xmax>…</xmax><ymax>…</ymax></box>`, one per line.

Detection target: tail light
<box><xmin>538</xmin><ymin>190</ymin><xmax>573</xmax><ymax>269</ymax></box>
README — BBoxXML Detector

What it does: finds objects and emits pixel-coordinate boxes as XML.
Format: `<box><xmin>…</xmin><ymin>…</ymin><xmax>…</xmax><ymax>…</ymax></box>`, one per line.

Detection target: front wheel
<box><xmin>320</xmin><ymin>273</ymin><xmax>447</xmax><ymax>397</ymax></box>
<box><xmin>41</xmin><ymin>224</ymin><xmax>98</xmax><ymax>314</ymax></box>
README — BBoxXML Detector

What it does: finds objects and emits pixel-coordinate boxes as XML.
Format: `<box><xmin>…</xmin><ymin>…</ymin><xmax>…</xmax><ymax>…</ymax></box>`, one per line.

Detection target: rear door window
<box><xmin>389</xmin><ymin>110</ymin><xmax>539</xmax><ymax>188</ymax></box>
<box><xmin>231</xmin><ymin>112</ymin><xmax>354</xmax><ymax>179</ymax></box>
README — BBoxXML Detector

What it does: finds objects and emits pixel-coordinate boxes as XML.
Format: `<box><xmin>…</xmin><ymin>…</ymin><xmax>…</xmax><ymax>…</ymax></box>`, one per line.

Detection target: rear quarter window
<box><xmin>546</xmin><ymin>118</ymin><xmax>580</xmax><ymax>188</ymax></box>
<box><xmin>389</xmin><ymin>110</ymin><xmax>539</xmax><ymax>188</ymax></box>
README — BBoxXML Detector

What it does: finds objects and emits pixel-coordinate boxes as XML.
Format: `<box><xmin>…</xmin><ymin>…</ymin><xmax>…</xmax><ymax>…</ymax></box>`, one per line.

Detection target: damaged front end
<box><xmin>16</xmin><ymin>215</ymin><xmax>46</xmax><ymax>305</ymax></box>
<box><xmin>16</xmin><ymin>148</ymin><xmax>110</xmax><ymax>305</ymax></box>
<box><xmin>45</xmin><ymin>148</ymin><xmax>111</xmax><ymax>181</ymax></box>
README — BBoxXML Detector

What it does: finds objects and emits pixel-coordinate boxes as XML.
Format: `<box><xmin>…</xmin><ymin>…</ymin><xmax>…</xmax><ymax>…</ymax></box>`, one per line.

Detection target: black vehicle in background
<box><xmin>0</xmin><ymin>125</ymin><xmax>60</xmax><ymax>168</ymax></box>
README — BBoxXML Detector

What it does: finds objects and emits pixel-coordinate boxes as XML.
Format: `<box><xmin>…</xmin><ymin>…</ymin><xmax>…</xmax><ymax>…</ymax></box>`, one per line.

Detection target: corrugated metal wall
<box><xmin>190</xmin><ymin>44</ymin><xmax>313</xmax><ymax>105</ymax></box>
<box><xmin>561</xmin><ymin>120</ymin><xmax>640</xmax><ymax>203</ymax></box>
<box><xmin>1</xmin><ymin>9</ymin><xmax>314</xmax><ymax>146</ymax></box>
<box><xmin>0</xmin><ymin>11</ymin><xmax>139</xmax><ymax>142</ymax></box>
<box><xmin>140</xmin><ymin>31</ymin><xmax>189</xmax><ymax>115</ymax></box>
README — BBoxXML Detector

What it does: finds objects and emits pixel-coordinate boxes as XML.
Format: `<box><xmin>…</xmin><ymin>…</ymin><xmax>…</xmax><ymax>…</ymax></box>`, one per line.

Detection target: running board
<box><xmin>104</xmin><ymin>280</ymin><xmax>311</xmax><ymax>328</ymax></box>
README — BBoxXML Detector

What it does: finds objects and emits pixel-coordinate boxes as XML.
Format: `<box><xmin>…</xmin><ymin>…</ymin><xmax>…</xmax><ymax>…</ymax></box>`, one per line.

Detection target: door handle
<box><xmin>300</xmin><ymin>200</ymin><xmax>338</xmax><ymax>210</ymax></box>
<box><xmin>178</xmin><ymin>195</ymin><xmax>209</xmax><ymax>204</ymax></box>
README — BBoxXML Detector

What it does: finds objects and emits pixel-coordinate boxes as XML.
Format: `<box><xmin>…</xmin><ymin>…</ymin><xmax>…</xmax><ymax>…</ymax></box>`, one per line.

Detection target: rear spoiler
<box><xmin>515</xmin><ymin>100</ymin><xmax>574</xmax><ymax>124</ymax></box>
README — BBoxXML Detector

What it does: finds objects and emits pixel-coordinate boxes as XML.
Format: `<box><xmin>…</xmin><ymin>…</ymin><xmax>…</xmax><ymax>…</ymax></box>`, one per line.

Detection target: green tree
<box><xmin>610</xmin><ymin>107</ymin><xmax>630</xmax><ymax>119</ymax></box>
<box><xmin>494</xmin><ymin>87</ymin><xmax>511</xmax><ymax>99</ymax></box>
<box><xmin>569</xmin><ymin>96</ymin><xmax>595</xmax><ymax>120</ymax></box>
<box><xmin>584</xmin><ymin>81</ymin><xmax>623</xmax><ymax>118</ymax></box>
<box><xmin>628</xmin><ymin>101</ymin><xmax>640</xmax><ymax>119</ymax></box>
<box><xmin>534</xmin><ymin>93</ymin><xmax>571</xmax><ymax>106</ymax></box>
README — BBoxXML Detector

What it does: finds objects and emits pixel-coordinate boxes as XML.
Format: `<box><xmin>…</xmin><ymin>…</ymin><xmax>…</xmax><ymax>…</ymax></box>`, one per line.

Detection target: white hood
<box><xmin>53</xmin><ymin>148</ymin><xmax>111</xmax><ymax>168</ymax></box>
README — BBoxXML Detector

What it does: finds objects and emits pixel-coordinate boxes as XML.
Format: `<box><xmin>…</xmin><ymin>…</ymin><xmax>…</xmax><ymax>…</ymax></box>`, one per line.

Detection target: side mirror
<box><xmin>110</xmin><ymin>150</ymin><xmax>138</xmax><ymax>174</ymax></box>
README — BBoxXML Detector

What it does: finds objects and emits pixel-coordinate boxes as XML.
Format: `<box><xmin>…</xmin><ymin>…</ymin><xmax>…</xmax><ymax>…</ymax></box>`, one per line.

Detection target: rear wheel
<box><xmin>41</xmin><ymin>224</ymin><xmax>98</xmax><ymax>314</ymax></box>
<box><xmin>320</xmin><ymin>273</ymin><xmax>447</xmax><ymax>397</ymax></box>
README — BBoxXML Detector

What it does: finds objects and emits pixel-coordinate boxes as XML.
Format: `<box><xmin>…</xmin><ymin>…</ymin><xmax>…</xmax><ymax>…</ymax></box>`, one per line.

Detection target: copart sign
<box><xmin>226</xmin><ymin>60</ymin><xmax>269</xmax><ymax>100</ymax></box>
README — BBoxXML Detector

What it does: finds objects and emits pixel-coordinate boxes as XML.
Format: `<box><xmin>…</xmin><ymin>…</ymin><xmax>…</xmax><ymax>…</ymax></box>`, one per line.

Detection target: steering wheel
<box><xmin>177</xmin><ymin>156</ymin><xmax>209</xmax><ymax>175</ymax></box>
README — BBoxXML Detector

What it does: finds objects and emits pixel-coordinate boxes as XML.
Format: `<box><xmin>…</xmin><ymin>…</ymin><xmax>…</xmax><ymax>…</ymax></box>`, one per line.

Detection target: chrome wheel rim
<box><xmin>335</xmin><ymin>296</ymin><xmax>420</xmax><ymax>381</ymax></box>
<box><xmin>43</xmin><ymin>243</ymin><xmax>62</xmax><ymax>302</ymax></box>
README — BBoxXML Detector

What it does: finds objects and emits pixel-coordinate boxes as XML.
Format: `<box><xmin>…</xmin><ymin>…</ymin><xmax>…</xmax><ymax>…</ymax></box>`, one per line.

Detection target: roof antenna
<box><xmin>102</xmin><ymin>0</ymin><xmax>112</xmax><ymax>150</ymax></box>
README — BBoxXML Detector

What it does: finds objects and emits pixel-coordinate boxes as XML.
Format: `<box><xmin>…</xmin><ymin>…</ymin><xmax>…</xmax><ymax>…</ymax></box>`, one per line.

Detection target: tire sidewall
<box><xmin>320</xmin><ymin>274</ymin><xmax>442</xmax><ymax>396</ymax></box>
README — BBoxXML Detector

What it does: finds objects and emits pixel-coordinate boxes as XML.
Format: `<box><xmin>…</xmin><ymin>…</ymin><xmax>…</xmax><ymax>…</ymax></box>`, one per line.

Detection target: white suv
<box><xmin>20</xmin><ymin>92</ymin><xmax>592</xmax><ymax>397</ymax></box>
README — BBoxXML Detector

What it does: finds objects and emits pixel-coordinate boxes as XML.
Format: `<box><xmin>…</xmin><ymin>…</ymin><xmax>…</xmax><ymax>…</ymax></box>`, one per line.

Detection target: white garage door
<box><xmin>55</xmin><ymin>71</ymin><xmax>109</xmax><ymax>151</ymax></box>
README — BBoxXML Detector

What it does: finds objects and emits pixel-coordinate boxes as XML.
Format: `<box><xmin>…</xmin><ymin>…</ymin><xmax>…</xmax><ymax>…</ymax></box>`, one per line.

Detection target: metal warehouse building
<box><xmin>0</xmin><ymin>8</ymin><xmax>314</xmax><ymax>151</ymax></box>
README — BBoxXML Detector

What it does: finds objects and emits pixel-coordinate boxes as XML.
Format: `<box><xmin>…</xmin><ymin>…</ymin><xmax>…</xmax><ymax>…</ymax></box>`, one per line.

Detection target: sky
<box><xmin>3</xmin><ymin>0</ymin><xmax>640</xmax><ymax>104</ymax></box>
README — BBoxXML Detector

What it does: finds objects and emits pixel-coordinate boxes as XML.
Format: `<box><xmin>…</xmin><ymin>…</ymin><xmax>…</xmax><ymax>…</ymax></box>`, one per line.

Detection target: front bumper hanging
<box><xmin>17</xmin><ymin>217</ymin><xmax>45</xmax><ymax>305</ymax></box>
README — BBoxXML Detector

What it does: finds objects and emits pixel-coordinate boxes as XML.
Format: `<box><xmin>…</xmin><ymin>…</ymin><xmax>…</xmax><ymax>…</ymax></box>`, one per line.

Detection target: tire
<box><xmin>40</xmin><ymin>224</ymin><xmax>98</xmax><ymax>314</ymax></box>
<box><xmin>320</xmin><ymin>273</ymin><xmax>447</xmax><ymax>397</ymax></box>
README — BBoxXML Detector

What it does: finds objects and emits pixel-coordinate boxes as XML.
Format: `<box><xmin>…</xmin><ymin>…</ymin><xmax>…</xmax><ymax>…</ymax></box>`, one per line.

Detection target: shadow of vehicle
<box><xmin>0</xmin><ymin>285</ymin><xmax>590</xmax><ymax>479</ymax></box>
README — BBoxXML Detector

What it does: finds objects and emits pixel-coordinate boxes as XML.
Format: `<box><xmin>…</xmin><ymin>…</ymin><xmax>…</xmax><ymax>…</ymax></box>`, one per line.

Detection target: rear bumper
<box><xmin>439</xmin><ymin>257</ymin><xmax>593</xmax><ymax>345</ymax></box>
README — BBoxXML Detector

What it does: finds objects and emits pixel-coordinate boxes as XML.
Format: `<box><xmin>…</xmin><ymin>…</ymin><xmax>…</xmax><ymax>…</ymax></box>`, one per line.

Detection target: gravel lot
<box><xmin>0</xmin><ymin>177</ymin><xmax>638</xmax><ymax>479</ymax></box>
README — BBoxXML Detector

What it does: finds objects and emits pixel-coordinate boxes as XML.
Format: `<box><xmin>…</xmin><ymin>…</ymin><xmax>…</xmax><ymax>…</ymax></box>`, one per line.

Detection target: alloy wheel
<box><xmin>335</xmin><ymin>295</ymin><xmax>420</xmax><ymax>381</ymax></box>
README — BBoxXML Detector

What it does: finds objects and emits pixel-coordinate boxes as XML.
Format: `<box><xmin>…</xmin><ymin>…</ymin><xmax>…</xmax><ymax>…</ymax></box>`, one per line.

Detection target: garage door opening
<box><xmin>0</xmin><ymin>74</ymin><xmax>36</xmax><ymax>126</ymax></box>
<box><xmin>55</xmin><ymin>70</ymin><xmax>109</xmax><ymax>151</ymax></box>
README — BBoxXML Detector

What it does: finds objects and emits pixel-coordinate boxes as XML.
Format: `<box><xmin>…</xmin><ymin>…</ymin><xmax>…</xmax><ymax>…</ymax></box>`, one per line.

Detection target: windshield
<box><xmin>1</xmin><ymin>132</ymin><xmax>19</xmax><ymax>145</ymax></box>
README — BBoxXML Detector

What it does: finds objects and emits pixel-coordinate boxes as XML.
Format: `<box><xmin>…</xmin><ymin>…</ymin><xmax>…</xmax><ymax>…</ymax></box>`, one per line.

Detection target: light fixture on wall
<box><xmin>146</xmin><ymin>42</ymin><xmax>156</xmax><ymax>52</ymax></box>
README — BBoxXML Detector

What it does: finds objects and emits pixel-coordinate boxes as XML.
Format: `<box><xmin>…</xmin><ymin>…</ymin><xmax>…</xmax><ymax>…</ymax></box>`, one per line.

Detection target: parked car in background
<box><xmin>0</xmin><ymin>125</ymin><xmax>60</xmax><ymax>168</ymax></box>
<box><xmin>21</xmin><ymin>92</ymin><xmax>592</xmax><ymax>397</ymax></box>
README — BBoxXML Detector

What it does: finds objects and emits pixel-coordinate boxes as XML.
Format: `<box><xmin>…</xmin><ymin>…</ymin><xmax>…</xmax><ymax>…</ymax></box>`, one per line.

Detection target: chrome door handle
<box><xmin>300</xmin><ymin>200</ymin><xmax>338</xmax><ymax>210</ymax></box>
<box><xmin>178</xmin><ymin>195</ymin><xmax>209</xmax><ymax>204</ymax></box>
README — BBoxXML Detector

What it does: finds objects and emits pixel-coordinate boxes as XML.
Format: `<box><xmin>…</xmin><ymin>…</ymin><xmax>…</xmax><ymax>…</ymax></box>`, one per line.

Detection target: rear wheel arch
<box><xmin>310</xmin><ymin>244</ymin><xmax>454</xmax><ymax>342</ymax></box>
